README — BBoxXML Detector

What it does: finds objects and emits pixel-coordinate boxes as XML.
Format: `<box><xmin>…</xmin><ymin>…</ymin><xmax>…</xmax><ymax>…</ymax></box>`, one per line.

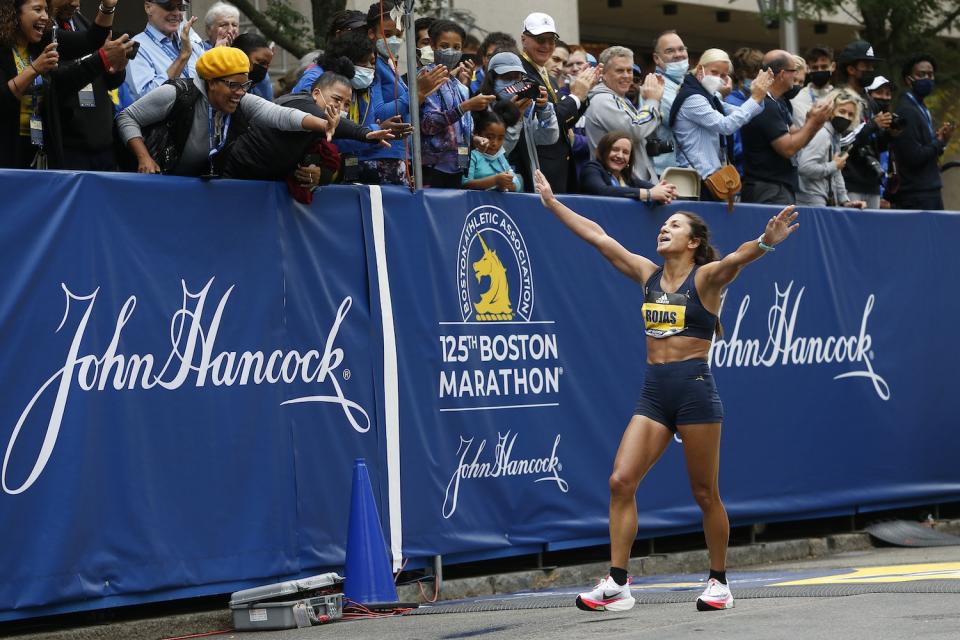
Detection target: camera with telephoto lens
<box><xmin>645</xmin><ymin>137</ymin><xmax>674</xmax><ymax>157</ymax></box>
<box><xmin>855</xmin><ymin>145</ymin><xmax>885</xmax><ymax>178</ymax></box>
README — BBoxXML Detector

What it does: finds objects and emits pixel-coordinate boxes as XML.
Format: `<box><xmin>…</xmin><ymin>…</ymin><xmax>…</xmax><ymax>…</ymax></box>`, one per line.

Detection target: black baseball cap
<box><xmin>837</xmin><ymin>40</ymin><xmax>883</xmax><ymax>65</ymax></box>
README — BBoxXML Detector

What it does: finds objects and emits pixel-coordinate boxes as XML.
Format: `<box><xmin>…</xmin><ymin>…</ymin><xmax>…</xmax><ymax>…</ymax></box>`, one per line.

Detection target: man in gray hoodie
<box><xmin>584</xmin><ymin>46</ymin><xmax>664</xmax><ymax>186</ymax></box>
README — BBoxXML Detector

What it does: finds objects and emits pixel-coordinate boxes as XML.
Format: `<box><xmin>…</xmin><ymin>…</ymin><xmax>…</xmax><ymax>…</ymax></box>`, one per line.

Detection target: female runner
<box><xmin>533</xmin><ymin>169</ymin><xmax>798</xmax><ymax>612</ymax></box>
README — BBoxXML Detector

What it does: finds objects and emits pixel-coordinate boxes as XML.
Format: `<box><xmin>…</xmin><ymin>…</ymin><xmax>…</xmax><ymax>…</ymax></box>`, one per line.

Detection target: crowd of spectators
<box><xmin>0</xmin><ymin>0</ymin><xmax>954</xmax><ymax>209</ymax></box>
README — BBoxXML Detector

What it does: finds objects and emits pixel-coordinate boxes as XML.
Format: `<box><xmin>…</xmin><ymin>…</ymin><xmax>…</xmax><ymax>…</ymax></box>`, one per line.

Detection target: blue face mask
<box><xmin>376</xmin><ymin>36</ymin><xmax>403</xmax><ymax>59</ymax></box>
<box><xmin>351</xmin><ymin>66</ymin><xmax>375</xmax><ymax>90</ymax></box>
<box><xmin>911</xmin><ymin>77</ymin><xmax>934</xmax><ymax>98</ymax></box>
<box><xmin>662</xmin><ymin>59</ymin><xmax>688</xmax><ymax>82</ymax></box>
<box><xmin>434</xmin><ymin>48</ymin><xmax>462</xmax><ymax>70</ymax></box>
<box><xmin>742</xmin><ymin>78</ymin><xmax>752</xmax><ymax>92</ymax></box>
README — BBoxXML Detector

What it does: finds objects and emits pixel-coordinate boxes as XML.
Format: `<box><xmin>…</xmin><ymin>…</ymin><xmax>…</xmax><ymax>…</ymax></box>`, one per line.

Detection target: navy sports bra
<box><xmin>642</xmin><ymin>267</ymin><xmax>717</xmax><ymax>340</ymax></box>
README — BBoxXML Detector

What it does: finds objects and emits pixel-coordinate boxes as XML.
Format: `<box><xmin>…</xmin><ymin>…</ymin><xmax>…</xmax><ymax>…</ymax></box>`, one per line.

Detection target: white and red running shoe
<box><xmin>696</xmin><ymin>578</ymin><xmax>734</xmax><ymax>611</ymax></box>
<box><xmin>575</xmin><ymin>575</ymin><xmax>636</xmax><ymax>612</ymax></box>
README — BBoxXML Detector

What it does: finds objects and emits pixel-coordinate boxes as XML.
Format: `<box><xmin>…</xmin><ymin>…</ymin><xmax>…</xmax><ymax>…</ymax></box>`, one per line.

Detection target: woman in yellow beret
<box><xmin>116</xmin><ymin>46</ymin><xmax>333</xmax><ymax>175</ymax></box>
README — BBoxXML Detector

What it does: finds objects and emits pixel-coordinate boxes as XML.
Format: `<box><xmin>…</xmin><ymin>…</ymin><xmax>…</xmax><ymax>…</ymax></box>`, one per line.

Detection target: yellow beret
<box><xmin>195</xmin><ymin>47</ymin><xmax>251</xmax><ymax>80</ymax></box>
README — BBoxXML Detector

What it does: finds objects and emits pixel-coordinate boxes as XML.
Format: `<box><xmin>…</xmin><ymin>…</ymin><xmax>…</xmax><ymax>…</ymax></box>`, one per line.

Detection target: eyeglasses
<box><xmin>524</xmin><ymin>32</ymin><xmax>558</xmax><ymax>46</ymax></box>
<box><xmin>217</xmin><ymin>78</ymin><xmax>254</xmax><ymax>93</ymax></box>
<box><xmin>782</xmin><ymin>68</ymin><xmax>798</xmax><ymax>73</ymax></box>
<box><xmin>151</xmin><ymin>0</ymin><xmax>189</xmax><ymax>11</ymax></box>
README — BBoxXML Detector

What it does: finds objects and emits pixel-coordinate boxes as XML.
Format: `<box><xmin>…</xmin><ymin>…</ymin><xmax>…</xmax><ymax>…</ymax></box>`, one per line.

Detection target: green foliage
<box><xmin>263</xmin><ymin>0</ymin><xmax>311</xmax><ymax>49</ymax></box>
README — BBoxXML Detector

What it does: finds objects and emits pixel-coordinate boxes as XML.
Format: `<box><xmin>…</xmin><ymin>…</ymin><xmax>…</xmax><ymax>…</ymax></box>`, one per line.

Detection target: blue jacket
<box><xmin>367</xmin><ymin>55</ymin><xmax>409</xmax><ymax>161</ymax></box>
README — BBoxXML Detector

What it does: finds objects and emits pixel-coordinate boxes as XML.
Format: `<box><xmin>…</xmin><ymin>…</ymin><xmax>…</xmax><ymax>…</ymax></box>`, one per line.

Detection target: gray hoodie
<box><xmin>797</xmin><ymin>122</ymin><xmax>850</xmax><ymax>206</ymax></box>
<box><xmin>584</xmin><ymin>83</ymin><xmax>661</xmax><ymax>184</ymax></box>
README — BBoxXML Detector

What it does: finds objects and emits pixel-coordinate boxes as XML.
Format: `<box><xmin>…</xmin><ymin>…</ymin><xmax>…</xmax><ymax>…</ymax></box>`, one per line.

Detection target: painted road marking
<box><xmin>773</xmin><ymin>563</ymin><xmax>960</xmax><ymax>586</ymax></box>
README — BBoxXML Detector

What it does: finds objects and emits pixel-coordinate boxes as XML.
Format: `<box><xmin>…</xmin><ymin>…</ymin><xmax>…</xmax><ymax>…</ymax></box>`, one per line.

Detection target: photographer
<box><xmin>889</xmin><ymin>54</ymin><xmax>955</xmax><ymax>210</ymax></box>
<box><xmin>585</xmin><ymin>46</ymin><xmax>663</xmax><ymax>186</ymax></box>
<box><xmin>479</xmin><ymin>51</ymin><xmax>559</xmax><ymax>188</ymax></box>
<box><xmin>835</xmin><ymin>40</ymin><xmax>891</xmax><ymax>209</ymax></box>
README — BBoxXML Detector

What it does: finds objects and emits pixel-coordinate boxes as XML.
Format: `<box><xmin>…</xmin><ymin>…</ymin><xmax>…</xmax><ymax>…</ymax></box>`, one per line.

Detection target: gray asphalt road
<box><xmin>231</xmin><ymin>545</ymin><xmax>960</xmax><ymax>640</ymax></box>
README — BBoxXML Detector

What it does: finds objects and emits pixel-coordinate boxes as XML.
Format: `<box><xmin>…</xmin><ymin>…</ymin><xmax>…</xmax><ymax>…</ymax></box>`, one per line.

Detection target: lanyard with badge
<box><xmin>13</xmin><ymin>48</ymin><xmax>44</xmax><ymax>149</ymax></box>
<box><xmin>202</xmin><ymin>105</ymin><xmax>231</xmax><ymax>179</ymax></box>
<box><xmin>144</xmin><ymin>26</ymin><xmax>191</xmax><ymax>77</ymax></box>
<box><xmin>905</xmin><ymin>92</ymin><xmax>936</xmax><ymax>141</ymax></box>
<box><xmin>437</xmin><ymin>76</ymin><xmax>470</xmax><ymax>169</ymax></box>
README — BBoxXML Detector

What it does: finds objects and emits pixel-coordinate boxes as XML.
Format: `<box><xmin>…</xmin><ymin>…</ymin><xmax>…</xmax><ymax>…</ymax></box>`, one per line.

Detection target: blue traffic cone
<box><xmin>343</xmin><ymin>458</ymin><xmax>400</xmax><ymax>607</ymax></box>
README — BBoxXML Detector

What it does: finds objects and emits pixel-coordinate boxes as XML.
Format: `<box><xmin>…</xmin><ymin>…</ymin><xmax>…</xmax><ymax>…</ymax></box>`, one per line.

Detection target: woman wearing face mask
<box><xmin>796</xmin><ymin>90</ymin><xmax>867</xmax><ymax>208</ymax></box>
<box><xmin>232</xmin><ymin>33</ymin><xmax>273</xmax><ymax>100</ymax></box>
<box><xmin>670</xmin><ymin>49</ymin><xmax>773</xmax><ymax>198</ymax></box>
<box><xmin>418</xmin><ymin>19</ymin><xmax>495</xmax><ymax>187</ymax></box>
<box><xmin>479</xmin><ymin>51</ymin><xmax>559</xmax><ymax>189</ymax></box>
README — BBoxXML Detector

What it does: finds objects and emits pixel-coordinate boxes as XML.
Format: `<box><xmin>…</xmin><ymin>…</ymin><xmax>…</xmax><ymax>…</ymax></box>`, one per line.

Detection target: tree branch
<box><xmin>923</xmin><ymin>4</ymin><xmax>960</xmax><ymax>37</ymax></box>
<box><xmin>232</xmin><ymin>0</ymin><xmax>310</xmax><ymax>58</ymax></box>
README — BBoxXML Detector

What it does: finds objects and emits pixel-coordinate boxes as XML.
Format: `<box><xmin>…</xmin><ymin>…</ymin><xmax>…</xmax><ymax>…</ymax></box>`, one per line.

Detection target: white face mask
<box><xmin>700</xmin><ymin>74</ymin><xmax>724</xmax><ymax>95</ymax></box>
<box><xmin>419</xmin><ymin>45</ymin><xmax>434</xmax><ymax>64</ymax></box>
<box><xmin>351</xmin><ymin>66</ymin><xmax>376</xmax><ymax>90</ymax></box>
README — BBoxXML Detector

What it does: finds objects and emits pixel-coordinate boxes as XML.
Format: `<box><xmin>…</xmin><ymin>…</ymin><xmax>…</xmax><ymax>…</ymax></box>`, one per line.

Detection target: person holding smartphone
<box><xmin>49</xmin><ymin>0</ymin><xmax>136</xmax><ymax>169</ymax></box>
<box><xmin>1</xmin><ymin>0</ymin><xmax>133</xmax><ymax>168</ymax></box>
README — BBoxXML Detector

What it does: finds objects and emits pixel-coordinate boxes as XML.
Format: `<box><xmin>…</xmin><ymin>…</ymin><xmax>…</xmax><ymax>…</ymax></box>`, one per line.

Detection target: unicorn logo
<box><xmin>473</xmin><ymin>233</ymin><xmax>513</xmax><ymax>321</ymax></box>
<box><xmin>456</xmin><ymin>205</ymin><xmax>534</xmax><ymax>322</ymax></box>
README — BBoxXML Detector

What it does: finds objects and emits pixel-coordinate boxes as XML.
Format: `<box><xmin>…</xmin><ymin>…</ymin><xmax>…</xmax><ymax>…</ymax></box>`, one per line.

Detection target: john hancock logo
<box><xmin>457</xmin><ymin>206</ymin><xmax>534</xmax><ymax>322</ymax></box>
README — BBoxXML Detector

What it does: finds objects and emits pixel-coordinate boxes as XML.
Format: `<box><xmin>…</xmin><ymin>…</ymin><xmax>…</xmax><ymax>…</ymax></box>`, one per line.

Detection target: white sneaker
<box><xmin>696</xmin><ymin>578</ymin><xmax>734</xmax><ymax>611</ymax></box>
<box><xmin>575</xmin><ymin>575</ymin><xmax>636</xmax><ymax>612</ymax></box>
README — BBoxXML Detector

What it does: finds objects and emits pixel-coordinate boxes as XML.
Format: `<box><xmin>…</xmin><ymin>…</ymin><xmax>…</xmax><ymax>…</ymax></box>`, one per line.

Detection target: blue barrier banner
<box><xmin>380</xmin><ymin>191</ymin><xmax>960</xmax><ymax>560</ymax></box>
<box><xmin>0</xmin><ymin>173</ymin><xmax>380</xmax><ymax>619</ymax></box>
<box><xmin>1</xmin><ymin>170</ymin><xmax>959</xmax><ymax>621</ymax></box>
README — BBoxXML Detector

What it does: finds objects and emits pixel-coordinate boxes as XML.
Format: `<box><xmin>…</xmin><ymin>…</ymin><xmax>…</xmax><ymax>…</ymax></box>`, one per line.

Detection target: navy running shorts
<box><xmin>634</xmin><ymin>359</ymin><xmax>724</xmax><ymax>432</ymax></box>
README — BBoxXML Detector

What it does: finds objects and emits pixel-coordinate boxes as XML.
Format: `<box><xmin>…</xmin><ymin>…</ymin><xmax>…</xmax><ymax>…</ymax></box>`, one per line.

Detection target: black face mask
<box><xmin>873</xmin><ymin>98</ymin><xmax>891</xmax><ymax>113</ymax></box>
<box><xmin>831</xmin><ymin>115</ymin><xmax>852</xmax><ymax>134</ymax></box>
<box><xmin>249</xmin><ymin>63</ymin><xmax>269</xmax><ymax>85</ymax></box>
<box><xmin>783</xmin><ymin>85</ymin><xmax>802</xmax><ymax>100</ymax></box>
<box><xmin>808</xmin><ymin>70</ymin><xmax>832</xmax><ymax>88</ymax></box>
<box><xmin>858</xmin><ymin>70</ymin><xmax>876</xmax><ymax>88</ymax></box>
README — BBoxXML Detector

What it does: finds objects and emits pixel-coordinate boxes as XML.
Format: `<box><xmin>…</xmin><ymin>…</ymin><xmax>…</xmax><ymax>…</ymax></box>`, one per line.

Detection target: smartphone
<box><xmin>300</xmin><ymin>154</ymin><xmax>325</xmax><ymax>167</ymax></box>
<box><xmin>126</xmin><ymin>40</ymin><xmax>141</xmax><ymax>60</ymax></box>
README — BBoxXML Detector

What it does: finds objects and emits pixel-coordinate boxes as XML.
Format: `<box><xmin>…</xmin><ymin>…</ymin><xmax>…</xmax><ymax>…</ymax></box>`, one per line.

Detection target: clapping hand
<box><xmin>179</xmin><ymin>17</ymin><xmax>198</xmax><ymax>59</ymax></box>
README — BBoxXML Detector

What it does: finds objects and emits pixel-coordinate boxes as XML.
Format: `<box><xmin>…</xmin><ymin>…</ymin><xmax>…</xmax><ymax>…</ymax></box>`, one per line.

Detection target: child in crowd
<box><xmin>419</xmin><ymin>19</ymin><xmax>496</xmax><ymax>187</ymax></box>
<box><xmin>479</xmin><ymin>51</ymin><xmax>559</xmax><ymax>191</ymax></box>
<box><xmin>463</xmin><ymin>109</ymin><xmax>522</xmax><ymax>192</ymax></box>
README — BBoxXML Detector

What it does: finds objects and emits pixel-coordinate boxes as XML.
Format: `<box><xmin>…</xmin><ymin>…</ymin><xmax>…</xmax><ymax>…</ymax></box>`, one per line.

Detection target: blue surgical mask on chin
<box><xmin>662</xmin><ymin>59</ymin><xmax>688</xmax><ymax>82</ymax></box>
<box><xmin>479</xmin><ymin>149</ymin><xmax>501</xmax><ymax>160</ymax></box>
<box><xmin>351</xmin><ymin>66</ymin><xmax>376</xmax><ymax>90</ymax></box>
<box><xmin>742</xmin><ymin>78</ymin><xmax>752</xmax><ymax>92</ymax></box>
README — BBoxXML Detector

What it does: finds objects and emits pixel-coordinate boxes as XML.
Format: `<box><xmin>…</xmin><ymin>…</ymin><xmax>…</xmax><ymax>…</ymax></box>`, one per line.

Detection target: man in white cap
<box><xmin>513</xmin><ymin>11</ymin><xmax>596</xmax><ymax>192</ymax></box>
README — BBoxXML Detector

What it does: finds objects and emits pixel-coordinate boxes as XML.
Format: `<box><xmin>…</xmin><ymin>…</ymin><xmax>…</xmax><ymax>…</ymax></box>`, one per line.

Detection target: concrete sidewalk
<box><xmin>8</xmin><ymin>521</ymin><xmax>960</xmax><ymax>640</ymax></box>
